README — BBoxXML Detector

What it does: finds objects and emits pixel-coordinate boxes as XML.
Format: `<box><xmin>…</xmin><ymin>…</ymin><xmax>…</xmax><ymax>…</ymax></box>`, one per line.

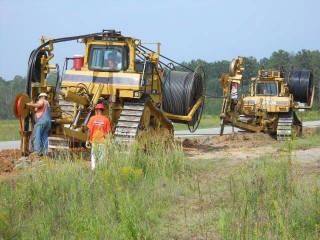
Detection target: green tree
<box><xmin>242</xmin><ymin>56</ymin><xmax>260</xmax><ymax>86</ymax></box>
<box><xmin>261</xmin><ymin>50</ymin><xmax>294</xmax><ymax>70</ymax></box>
<box><xmin>0</xmin><ymin>75</ymin><xmax>26</xmax><ymax>119</ymax></box>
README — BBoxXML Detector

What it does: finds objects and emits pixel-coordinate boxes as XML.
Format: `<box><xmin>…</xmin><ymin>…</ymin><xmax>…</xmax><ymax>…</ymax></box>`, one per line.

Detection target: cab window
<box><xmin>256</xmin><ymin>82</ymin><xmax>277</xmax><ymax>96</ymax></box>
<box><xmin>89</xmin><ymin>45</ymin><xmax>127</xmax><ymax>71</ymax></box>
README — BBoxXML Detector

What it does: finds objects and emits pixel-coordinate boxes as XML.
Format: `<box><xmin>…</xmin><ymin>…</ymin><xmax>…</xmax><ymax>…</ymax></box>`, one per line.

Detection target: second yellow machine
<box><xmin>17</xmin><ymin>30</ymin><xmax>206</xmax><ymax>154</ymax></box>
<box><xmin>220</xmin><ymin>57</ymin><xmax>315</xmax><ymax>140</ymax></box>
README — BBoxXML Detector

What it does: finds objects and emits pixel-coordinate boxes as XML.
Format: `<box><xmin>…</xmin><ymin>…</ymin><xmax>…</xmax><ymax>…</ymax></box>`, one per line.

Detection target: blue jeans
<box><xmin>32</xmin><ymin>116</ymin><xmax>51</xmax><ymax>155</ymax></box>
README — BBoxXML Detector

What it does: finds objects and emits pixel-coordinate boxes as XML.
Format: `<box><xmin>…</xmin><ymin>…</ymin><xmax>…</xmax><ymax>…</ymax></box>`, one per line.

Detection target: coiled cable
<box><xmin>287</xmin><ymin>69</ymin><xmax>314</xmax><ymax>104</ymax></box>
<box><xmin>162</xmin><ymin>66</ymin><xmax>205</xmax><ymax>132</ymax></box>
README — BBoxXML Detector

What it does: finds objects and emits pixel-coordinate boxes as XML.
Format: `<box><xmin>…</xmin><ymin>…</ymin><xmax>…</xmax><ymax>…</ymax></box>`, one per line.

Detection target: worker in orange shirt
<box><xmin>86</xmin><ymin>103</ymin><xmax>112</xmax><ymax>170</ymax></box>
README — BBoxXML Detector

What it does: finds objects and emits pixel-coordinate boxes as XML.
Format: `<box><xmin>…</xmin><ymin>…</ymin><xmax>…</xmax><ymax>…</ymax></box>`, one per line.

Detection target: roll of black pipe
<box><xmin>162</xmin><ymin>69</ymin><xmax>204</xmax><ymax>124</ymax></box>
<box><xmin>287</xmin><ymin>69</ymin><xmax>313</xmax><ymax>104</ymax></box>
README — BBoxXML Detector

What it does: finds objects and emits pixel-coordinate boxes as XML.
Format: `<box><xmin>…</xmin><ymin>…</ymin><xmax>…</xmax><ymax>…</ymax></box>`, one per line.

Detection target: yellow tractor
<box><xmin>14</xmin><ymin>30</ymin><xmax>206</xmax><ymax>155</ymax></box>
<box><xmin>220</xmin><ymin>57</ymin><xmax>315</xmax><ymax>140</ymax></box>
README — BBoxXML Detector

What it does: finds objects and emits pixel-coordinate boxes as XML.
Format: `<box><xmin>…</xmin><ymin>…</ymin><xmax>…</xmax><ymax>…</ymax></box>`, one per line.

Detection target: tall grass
<box><xmin>0</xmin><ymin>141</ymin><xmax>186</xmax><ymax>239</ymax></box>
<box><xmin>219</xmin><ymin>143</ymin><xmax>320</xmax><ymax>239</ymax></box>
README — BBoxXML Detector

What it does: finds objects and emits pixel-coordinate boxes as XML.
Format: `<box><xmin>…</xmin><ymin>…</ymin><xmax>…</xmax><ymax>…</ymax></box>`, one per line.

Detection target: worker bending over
<box><xmin>86</xmin><ymin>103</ymin><xmax>112</xmax><ymax>170</ymax></box>
<box><xmin>26</xmin><ymin>92</ymin><xmax>51</xmax><ymax>156</ymax></box>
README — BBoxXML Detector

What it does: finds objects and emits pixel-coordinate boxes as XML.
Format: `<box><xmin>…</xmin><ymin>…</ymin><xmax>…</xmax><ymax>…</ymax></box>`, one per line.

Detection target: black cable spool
<box><xmin>31</xmin><ymin>50</ymin><xmax>48</xmax><ymax>83</ymax></box>
<box><xmin>287</xmin><ymin>69</ymin><xmax>314</xmax><ymax>105</ymax></box>
<box><xmin>162</xmin><ymin>66</ymin><xmax>206</xmax><ymax>132</ymax></box>
<box><xmin>26</xmin><ymin>49</ymin><xmax>48</xmax><ymax>92</ymax></box>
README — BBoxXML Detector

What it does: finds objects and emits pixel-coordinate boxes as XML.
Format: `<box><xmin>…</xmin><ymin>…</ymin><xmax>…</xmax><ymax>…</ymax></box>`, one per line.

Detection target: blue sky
<box><xmin>0</xmin><ymin>0</ymin><xmax>319</xmax><ymax>80</ymax></box>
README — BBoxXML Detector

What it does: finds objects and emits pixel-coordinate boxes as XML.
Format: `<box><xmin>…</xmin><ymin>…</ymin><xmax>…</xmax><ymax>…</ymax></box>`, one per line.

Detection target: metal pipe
<box><xmin>72</xmin><ymin>110</ymin><xmax>81</xmax><ymax>128</ymax></box>
<box><xmin>21</xmin><ymin>131</ymin><xmax>32</xmax><ymax>156</ymax></box>
<box><xmin>91</xmin><ymin>84</ymin><xmax>104</xmax><ymax>105</ymax></box>
<box><xmin>84</xmin><ymin>110</ymin><xmax>92</xmax><ymax>127</ymax></box>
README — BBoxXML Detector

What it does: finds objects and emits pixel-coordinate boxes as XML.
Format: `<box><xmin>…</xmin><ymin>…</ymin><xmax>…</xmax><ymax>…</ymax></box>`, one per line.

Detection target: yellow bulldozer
<box><xmin>220</xmin><ymin>57</ymin><xmax>315</xmax><ymax>140</ymax></box>
<box><xmin>14</xmin><ymin>30</ymin><xmax>206</xmax><ymax>155</ymax></box>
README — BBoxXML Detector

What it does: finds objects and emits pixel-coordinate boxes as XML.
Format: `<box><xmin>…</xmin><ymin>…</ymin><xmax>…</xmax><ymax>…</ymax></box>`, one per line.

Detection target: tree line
<box><xmin>0</xmin><ymin>49</ymin><xmax>319</xmax><ymax>119</ymax></box>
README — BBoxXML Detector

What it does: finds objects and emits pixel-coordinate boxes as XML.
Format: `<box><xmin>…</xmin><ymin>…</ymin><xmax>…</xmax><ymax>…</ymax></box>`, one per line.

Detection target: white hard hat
<box><xmin>38</xmin><ymin>93</ymin><xmax>48</xmax><ymax>97</ymax></box>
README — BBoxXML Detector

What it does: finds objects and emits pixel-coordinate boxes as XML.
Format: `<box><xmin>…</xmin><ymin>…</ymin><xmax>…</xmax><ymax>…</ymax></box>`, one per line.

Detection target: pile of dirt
<box><xmin>0</xmin><ymin>147</ymin><xmax>90</xmax><ymax>177</ymax></box>
<box><xmin>303</xmin><ymin>127</ymin><xmax>316</xmax><ymax>137</ymax></box>
<box><xmin>0</xmin><ymin>159</ymin><xmax>13</xmax><ymax>173</ymax></box>
<box><xmin>0</xmin><ymin>149</ymin><xmax>21</xmax><ymax>173</ymax></box>
<box><xmin>179</xmin><ymin>126</ymin><xmax>316</xmax><ymax>152</ymax></box>
<box><xmin>179</xmin><ymin>132</ymin><xmax>275</xmax><ymax>151</ymax></box>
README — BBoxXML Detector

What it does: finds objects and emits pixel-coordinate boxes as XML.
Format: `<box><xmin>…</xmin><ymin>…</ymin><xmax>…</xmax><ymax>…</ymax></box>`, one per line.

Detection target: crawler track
<box><xmin>114</xmin><ymin>102</ymin><xmax>146</xmax><ymax>143</ymax></box>
<box><xmin>114</xmin><ymin>99</ymin><xmax>173</xmax><ymax>143</ymax></box>
<box><xmin>277</xmin><ymin>111</ymin><xmax>302</xmax><ymax>140</ymax></box>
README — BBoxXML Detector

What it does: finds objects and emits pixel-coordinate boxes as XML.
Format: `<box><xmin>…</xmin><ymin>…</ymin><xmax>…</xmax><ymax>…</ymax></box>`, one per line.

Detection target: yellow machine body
<box><xmin>17</xmin><ymin>30</ymin><xmax>206</xmax><ymax>154</ymax></box>
<box><xmin>220</xmin><ymin>57</ymin><xmax>315</xmax><ymax>140</ymax></box>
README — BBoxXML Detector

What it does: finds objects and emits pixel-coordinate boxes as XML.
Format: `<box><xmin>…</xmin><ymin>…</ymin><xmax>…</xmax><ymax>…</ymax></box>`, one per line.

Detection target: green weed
<box><xmin>0</xmin><ymin>120</ymin><xmax>20</xmax><ymax>141</ymax></box>
<box><xmin>219</xmin><ymin>152</ymin><xmax>320</xmax><ymax>239</ymax></box>
<box><xmin>0</xmin><ymin>142</ymin><xmax>187</xmax><ymax>239</ymax></box>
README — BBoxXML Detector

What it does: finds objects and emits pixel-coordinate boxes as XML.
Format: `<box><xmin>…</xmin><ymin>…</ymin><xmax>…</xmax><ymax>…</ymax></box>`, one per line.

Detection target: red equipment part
<box><xmin>13</xmin><ymin>94</ymin><xmax>30</xmax><ymax>132</ymax></box>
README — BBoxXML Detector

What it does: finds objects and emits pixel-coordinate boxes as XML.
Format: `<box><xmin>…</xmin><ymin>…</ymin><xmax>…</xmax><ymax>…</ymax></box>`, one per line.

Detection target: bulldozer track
<box><xmin>114</xmin><ymin>101</ymin><xmax>146</xmax><ymax>143</ymax></box>
<box><xmin>277</xmin><ymin>111</ymin><xmax>302</xmax><ymax>140</ymax></box>
<box><xmin>277</xmin><ymin>111</ymin><xmax>293</xmax><ymax>140</ymax></box>
<box><xmin>114</xmin><ymin>100</ymin><xmax>174</xmax><ymax>144</ymax></box>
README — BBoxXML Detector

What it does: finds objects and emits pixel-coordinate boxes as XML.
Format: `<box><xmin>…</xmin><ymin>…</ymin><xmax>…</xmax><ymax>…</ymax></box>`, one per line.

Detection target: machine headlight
<box><xmin>134</xmin><ymin>91</ymin><xmax>140</xmax><ymax>97</ymax></box>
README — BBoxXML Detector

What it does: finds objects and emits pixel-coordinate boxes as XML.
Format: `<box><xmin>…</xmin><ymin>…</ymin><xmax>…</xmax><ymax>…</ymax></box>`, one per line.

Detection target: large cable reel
<box><xmin>162</xmin><ymin>65</ymin><xmax>206</xmax><ymax>132</ymax></box>
<box><xmin>188</xmin><ymin>66</ymin><xmax>206</xmax><ymax>132</ymax></box>
<box><xmin>287</xmin><ymin>68</ymin><xmax>314</xmax><ymax>106</ymax></box>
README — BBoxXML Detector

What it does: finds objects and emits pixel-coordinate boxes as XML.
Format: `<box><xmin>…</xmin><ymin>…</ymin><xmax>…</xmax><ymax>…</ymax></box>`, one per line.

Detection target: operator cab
<box><xmin>88</xmin><ymin>45</ymin><xmax>128</xmax><ymax>72</ymax></box>
<box><xmin>256</xmin><ymin>82</ymin><xmax>277</xmax><ymax>96</ymax></box>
